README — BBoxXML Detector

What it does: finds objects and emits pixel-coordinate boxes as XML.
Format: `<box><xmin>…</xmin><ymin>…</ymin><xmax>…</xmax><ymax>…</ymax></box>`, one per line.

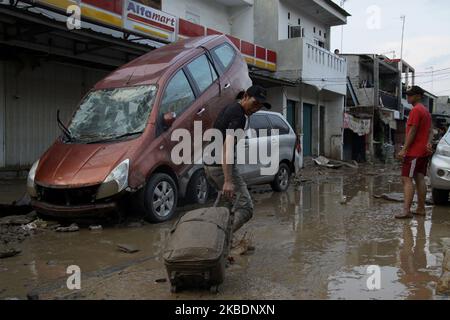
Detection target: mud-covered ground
<box><xmin>1</xmin><ymin>163</ymin><xmax>450</xmax><ymax>300</ymax></box>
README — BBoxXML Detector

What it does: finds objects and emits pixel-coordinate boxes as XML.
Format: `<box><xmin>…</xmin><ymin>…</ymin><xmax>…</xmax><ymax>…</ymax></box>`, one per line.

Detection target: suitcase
<box><xmin>163</xmin><ymin>193</ymin><xmax>234</xmax><ymax>293</ymax></box>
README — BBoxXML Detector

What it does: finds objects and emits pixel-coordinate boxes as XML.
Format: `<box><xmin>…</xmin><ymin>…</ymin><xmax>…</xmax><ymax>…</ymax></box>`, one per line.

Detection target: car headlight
<box><xmin>27</xmin><ymin>159</ymin><xmax>40</xmax><ymax>197</ymax></box>
<box><xmin>96</xmin><ymin>159</ymin><xmax>129</xmax><ymax>200</ymax></box>
<box><xmin>436</xmin><ymin>142</ymin><xmax>450</xmax><ymax>157</ymax></box>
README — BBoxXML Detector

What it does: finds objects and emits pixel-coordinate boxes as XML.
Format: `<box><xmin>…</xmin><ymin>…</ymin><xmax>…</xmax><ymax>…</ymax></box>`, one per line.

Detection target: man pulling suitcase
<box><xmin>205</xmin><ymin>85</ymin><xmax>271</xmax><ymax>232</ymax></box>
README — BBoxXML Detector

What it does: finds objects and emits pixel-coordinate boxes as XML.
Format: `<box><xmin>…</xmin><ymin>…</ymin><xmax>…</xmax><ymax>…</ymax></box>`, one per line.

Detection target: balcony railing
<box><xmin>276</xmin><ymin>37</ymin><xmax>347</xmax><ymax>95</ymax></box>
<box><xmin>302</xmin><ymin>39</ymin><xmax>347</xmax><ymax>95</ymax></box>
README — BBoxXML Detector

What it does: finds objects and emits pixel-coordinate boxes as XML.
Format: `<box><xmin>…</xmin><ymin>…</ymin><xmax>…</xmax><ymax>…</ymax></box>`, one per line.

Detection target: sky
<box><xmin>330</xmin><ymin>0</ymin><xmax>450</xmax><ymax>96</ymax></box>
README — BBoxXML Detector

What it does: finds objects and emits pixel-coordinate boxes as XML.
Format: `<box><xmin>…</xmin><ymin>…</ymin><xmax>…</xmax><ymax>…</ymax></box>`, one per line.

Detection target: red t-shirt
<box><xmin>406</xmin><ymin>103</ymin><xmax>431</xmax><ymax>157</ymax></box>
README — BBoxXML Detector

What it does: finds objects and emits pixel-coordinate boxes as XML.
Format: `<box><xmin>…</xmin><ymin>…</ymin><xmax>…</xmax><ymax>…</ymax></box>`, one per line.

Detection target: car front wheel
<box><xmin>432</xmin><ymin>188</ymin><xmax>449</xmax><ymax>206</ymax></box>
<box><xmin>271</xmin><ymin>163</ymin><xmax>291</xmax><ymax>192</ymax></box>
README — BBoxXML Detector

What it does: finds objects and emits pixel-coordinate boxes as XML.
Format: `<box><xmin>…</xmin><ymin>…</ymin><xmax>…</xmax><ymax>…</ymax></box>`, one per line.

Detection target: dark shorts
<box><xmin>401</xmin><ymin>156</ymin><xmax>429</xmax><ymax>178</ymax></box>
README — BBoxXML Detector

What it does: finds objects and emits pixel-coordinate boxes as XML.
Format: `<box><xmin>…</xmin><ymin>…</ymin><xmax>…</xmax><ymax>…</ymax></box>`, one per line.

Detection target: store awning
<box><xmin>344</xmin><ymin>113</ymin><xmax>371</xmax><ymax>136</ymax></box>
<box><xmin>249</xmin><ymin>69</ymin><xmax>297</xmax><ymax>88</ymax></box>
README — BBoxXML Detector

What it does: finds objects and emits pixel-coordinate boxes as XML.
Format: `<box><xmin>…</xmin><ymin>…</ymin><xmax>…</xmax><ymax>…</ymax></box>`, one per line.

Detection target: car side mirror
<box><xmin>163</xmin><ymin>112</ymin><xmax>177</xmax><ymax>128</ymax></box>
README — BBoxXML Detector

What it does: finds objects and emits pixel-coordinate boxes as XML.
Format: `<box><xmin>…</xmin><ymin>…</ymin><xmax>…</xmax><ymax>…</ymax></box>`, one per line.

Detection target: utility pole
<box><xmin>399</xmin><ymin>15</ymin><xmax>406</xmax><ymax>120</ymax></box>
<box><xmin>340</xmin><ymin>0</ymin><xmax>347</xmax><ymax>52</ymax></box>
<box><xmin>400</xmin><ymin>15</ymin><xmax>406</xmax><ymax>60</ymax></box>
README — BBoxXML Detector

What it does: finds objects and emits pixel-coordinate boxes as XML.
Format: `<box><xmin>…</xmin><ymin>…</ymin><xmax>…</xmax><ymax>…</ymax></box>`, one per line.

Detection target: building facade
<box><xmin>342</xmin><ymin>54</ymin><xmax>403</xmax><ymax>162</ymax></box>
<box><xmin>0</xmin><ymin>0</ymin><xmax>350</xmax><ymax>170</ymax></box>
<box><xmin>159</xmin><ymin>0</ymin><xmax>350</xmax><ymax>161</ymax></box>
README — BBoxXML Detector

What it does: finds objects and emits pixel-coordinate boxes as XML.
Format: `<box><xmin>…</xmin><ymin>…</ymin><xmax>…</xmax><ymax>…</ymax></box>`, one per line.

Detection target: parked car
<box><xmin>242</xmin><ymin>111</ymin><xmax>301</xmax><ymax>191</ymax></box>
<box><xmin>27</xmin><ymin>35</ymin><xmax>252</xmax><ymax>222</ymax></box>
<box><xmin>430</xmin><ymin>128</ymin><xmax>450</xmax><ymax>205</ymax></box>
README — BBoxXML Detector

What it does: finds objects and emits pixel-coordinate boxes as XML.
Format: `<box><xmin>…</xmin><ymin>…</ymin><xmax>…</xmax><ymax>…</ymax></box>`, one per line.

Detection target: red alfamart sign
<box><xmin>124</xmin><ymin>0</ymin><xmax>177</xmax><ymax>42</ymax></box>
<box><xmin>14</xmin><ymin>0</ymin><xmax>276</xmax><ymax>70</ymax></box>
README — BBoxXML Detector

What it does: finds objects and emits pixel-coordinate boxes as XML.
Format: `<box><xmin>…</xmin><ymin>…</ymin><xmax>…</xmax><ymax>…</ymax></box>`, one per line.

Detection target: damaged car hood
<box><xmin>35</xmin><ymin>141</ymin><xmax>132</xmax><ymax>188</ymax></box>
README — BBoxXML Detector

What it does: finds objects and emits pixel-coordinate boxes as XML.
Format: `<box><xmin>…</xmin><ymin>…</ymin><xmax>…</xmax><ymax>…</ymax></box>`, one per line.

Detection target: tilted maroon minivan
<box><xmin>27</xmin><ymin>35</ymin><xmax>252</xmax><ymax>222</ymax></box>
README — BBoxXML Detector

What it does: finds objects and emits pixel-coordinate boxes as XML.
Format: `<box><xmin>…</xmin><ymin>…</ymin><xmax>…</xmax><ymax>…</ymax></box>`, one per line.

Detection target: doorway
<box><xmin>303</xmin><ymin>103</ymin><xmax>313</xmax><ymax>157</ymax></box>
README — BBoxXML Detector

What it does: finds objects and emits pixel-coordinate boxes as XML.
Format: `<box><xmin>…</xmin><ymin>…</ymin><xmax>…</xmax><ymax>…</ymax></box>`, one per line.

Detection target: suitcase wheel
<box><xmin>210</xmin><ymin>285</ymin><xmax>219</xmax><ymax>294</ymax></box>
<box><xmin>170</xmin><ymin>285</ymin><xmax>178</xmax><ymax>293</ymax></box>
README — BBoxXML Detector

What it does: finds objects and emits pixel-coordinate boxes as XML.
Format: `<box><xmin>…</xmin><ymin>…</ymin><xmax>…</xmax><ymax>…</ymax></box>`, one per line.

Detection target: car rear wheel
<box><xmin>140</xmin><ymin>173</ymin><xmax>178</xmax><ymax>223</ymax></box>
<box><xmin>186</xmin><ymin>170</ymin><xmax>210</xmax><ymax>205</ymax></box>
<box><xmin>271</xmin><ymin>163</ymin><xmax>291</xmax><ymax>192</ymax></box>
<box><xmin>432</xmin><ymin>188</ymin><xmax>449</xmax><ymax>205</ymax></box>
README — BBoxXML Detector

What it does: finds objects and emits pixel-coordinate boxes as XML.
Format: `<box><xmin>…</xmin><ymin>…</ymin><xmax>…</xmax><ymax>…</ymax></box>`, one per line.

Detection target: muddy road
<box><xmin>1</xmin><ymin>163</ymin><xmax>449</xmax><ymax>300</ymax></box>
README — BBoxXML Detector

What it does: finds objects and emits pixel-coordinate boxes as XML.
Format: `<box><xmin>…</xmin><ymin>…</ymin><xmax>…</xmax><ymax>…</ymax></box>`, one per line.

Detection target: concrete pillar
<box><xmin>0</xmin><ymin>61</ymin><xmax>5</xmax><ymax>168</ymax></box>
<box><xmin>282</xmin><ymin>87</ymin><xmax>287</xmax><ymax>118</ymax></box>
<box><xmin>312</xmin><ymin>92</ymin><xmax>320</xmax><ymax>156</ymax></box>
<box><xmin>370</xmin><ymin>55</ymin><xmax>379</xmax><ymax>161</ymax></box>
<box><xmin>297</xmin><ymin>85</ymin><xmax>304</xmax><ymax>135</ymax></box>
<box><xmin>298</xmin><ymin>85</ymin><xmax>304</xmax><ymax>168</ymax></box>
<box><xmin>405</xmin><ymin>67</ymin><xmax>410</xmax><ymax>89</ymax></box>
<box><xmin>373</xmin><ymin>56</ymin><xmax>380</xmax><ymax>108</ymax></box>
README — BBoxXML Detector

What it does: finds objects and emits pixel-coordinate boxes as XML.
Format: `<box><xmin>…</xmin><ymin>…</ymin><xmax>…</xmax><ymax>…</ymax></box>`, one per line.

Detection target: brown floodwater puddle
<box><xmin>0</xmin><ymin>170</ymin><xmax>449</xmax><ymax>300</ymax></box>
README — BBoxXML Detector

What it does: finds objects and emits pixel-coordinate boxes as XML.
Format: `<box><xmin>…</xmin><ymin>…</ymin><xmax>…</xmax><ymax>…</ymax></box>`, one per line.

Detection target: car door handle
<box><xmin>224</xmin><ymin>83</ymin><xmax>231</xmax><ymax>89</ymax></box>
<box><xmin>196</xmin><ymin>108</ymin><xmax>206</xmax><ymax>116</ymax></box>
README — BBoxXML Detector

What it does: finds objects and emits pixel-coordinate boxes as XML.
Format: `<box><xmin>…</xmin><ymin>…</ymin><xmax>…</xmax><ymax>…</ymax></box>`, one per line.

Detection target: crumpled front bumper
<box><xmin>31</xmin><ymin>200</ymin><xmax>118</xmax><ymax>218</ymax></box>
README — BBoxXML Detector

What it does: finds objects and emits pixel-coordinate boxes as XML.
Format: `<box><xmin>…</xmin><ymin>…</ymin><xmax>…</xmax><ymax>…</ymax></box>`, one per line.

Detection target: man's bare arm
<box><xmin>428</xmin><ymin>124</ymin><xmax>434</xmax><ymax>144</ymax></box>
<box><xmin>403</xmin><ymin>125</ymin><xmax>418</xmax><ymax>152</ymax></box>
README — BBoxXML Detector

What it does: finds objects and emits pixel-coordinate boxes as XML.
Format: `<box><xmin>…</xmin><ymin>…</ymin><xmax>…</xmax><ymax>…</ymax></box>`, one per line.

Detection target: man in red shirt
<box><xmin>396</xmin><ymin>86</ymin><xmax>433</xmax><ymax>219</ymax></box>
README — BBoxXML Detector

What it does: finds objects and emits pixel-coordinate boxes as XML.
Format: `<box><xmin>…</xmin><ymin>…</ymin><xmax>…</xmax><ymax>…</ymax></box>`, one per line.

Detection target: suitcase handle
<box><xmin>214</xmin><ymin>191</ymin><xmax>241</xmax><ymax>213</ymax></box>
<box><xmin>213</xmin><ymin>192</ymin><xmax>222</xmax><ymax>207</ymax></box>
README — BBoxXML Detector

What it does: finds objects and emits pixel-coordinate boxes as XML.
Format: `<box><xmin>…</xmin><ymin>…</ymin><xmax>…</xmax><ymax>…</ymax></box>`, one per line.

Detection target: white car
<box><xmin>430</xmin><ymin>129</ymin><xmax>450</xmax><ymax>205</ymax></box>
<box><xmin>189</xmin><ymin>111</ymin><xmax>301</xmax><ymax>205</ymax></box>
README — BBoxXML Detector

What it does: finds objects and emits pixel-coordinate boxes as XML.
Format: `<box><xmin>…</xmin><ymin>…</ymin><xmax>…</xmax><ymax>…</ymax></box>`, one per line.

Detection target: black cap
<box><xmin>246</xmin><ymin>85</ymin><xmax>271</xmax><ymax>109</ymax></box>
<box><xmin>406</xmin><ymin>85</ymin><xmax>425</xmax><ymax>97</ymax></box>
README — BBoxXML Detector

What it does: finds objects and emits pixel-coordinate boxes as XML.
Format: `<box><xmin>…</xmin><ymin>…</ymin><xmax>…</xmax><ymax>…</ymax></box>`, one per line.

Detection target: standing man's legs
<box><xmin>396</xmin><ymin>157</ymin><xmax>416</xmax><ymax>219</ymax></box>
<box><xmin>205</xmin><ymin>165</ymin><xmax>254</xmax><ymax>231</ymax></box>
<box><xmin>230</xmin><ymin>166</ymin><xmax>253</xmax><ymax>232</ymax></box>
<box><xmin>412</xmin><ymin>157</ymin><xmax>430</xmax><ymax>216</ymax></box>
<box><xmin>414</xmin><ymin>173</ymin><xmax>427</xmax><ymax>215</ymax></box>
<box><xmin>397</xmin><ymin>176</ymin><xmax>414</xmax><ymax>219</ymax></box>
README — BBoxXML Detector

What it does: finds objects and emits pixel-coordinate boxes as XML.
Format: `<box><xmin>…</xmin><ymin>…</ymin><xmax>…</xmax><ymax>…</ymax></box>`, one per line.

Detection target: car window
<box><xmin>213</xmin><ymin>43</ymin><xmax>235</xmax><ymax>70</ymax></box>
<box><xmin>186</xmin><ymin>54</ymin><xmax>218</xmax><ymax>93</ymax></box>
<box><xmin>268</xmin><ymin>115</ymin><xmax>290</xmax><ymax>135</ymax></box>
<box><xmin>160</xmin><ymin>70</ymin><xmax>195</xmax><ymax>116</ymax></box>
<box><xmin>249</xmin><ymin>115</ymin><xmax>271</xmax><ymax>137</ymax></box>
<box><xmin>69</xmin><ymin>85</ymin><xmax>157</xmax><ymax>142</ymax></box>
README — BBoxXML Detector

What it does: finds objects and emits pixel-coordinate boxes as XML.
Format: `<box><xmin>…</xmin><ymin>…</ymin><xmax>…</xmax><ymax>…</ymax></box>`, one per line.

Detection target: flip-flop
<box><xmin>395</xmin><ymin>213</ymin><xmax>413</xmax><ymax>219</ymax></box>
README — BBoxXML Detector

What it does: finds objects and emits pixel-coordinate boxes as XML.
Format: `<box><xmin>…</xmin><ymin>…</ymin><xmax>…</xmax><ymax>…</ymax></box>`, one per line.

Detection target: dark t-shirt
<box><xmin>206</xmin><ymin>102</ymin><xmax>247</xmax><ymax>165</ymax></box>
<box><xmin>213</xmin><ymin>102</ymin><xmax>247</xmax><ymax>138</ymax></box>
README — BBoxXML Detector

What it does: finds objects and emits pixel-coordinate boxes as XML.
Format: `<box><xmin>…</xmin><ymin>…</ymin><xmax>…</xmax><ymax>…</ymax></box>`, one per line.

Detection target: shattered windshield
<box><xmin>68</xmin><ymin>85</ymin><xmax>157</xmax><ymax>142</ymax></box>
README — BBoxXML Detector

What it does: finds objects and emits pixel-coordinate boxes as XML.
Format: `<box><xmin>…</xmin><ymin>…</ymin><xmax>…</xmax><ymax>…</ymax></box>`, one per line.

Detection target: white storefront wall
<box><xmin>162</xmin><ymin>0</ymin><xmax>255</xmax><ymax>43</ymax></box>
<box><xmin>0</xmin><ymin>60</ymin><xmax>107</xmax><ymax>169</ymax></box>
<box><xmin>162</xmin><ymin>0</ymin><xmax>231</xmax><ymax>34</ymax></box>
<box><xmin>278</xmin><ymin>0</ymin><xmax>329</xmax><ymax>48</ymax></box>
